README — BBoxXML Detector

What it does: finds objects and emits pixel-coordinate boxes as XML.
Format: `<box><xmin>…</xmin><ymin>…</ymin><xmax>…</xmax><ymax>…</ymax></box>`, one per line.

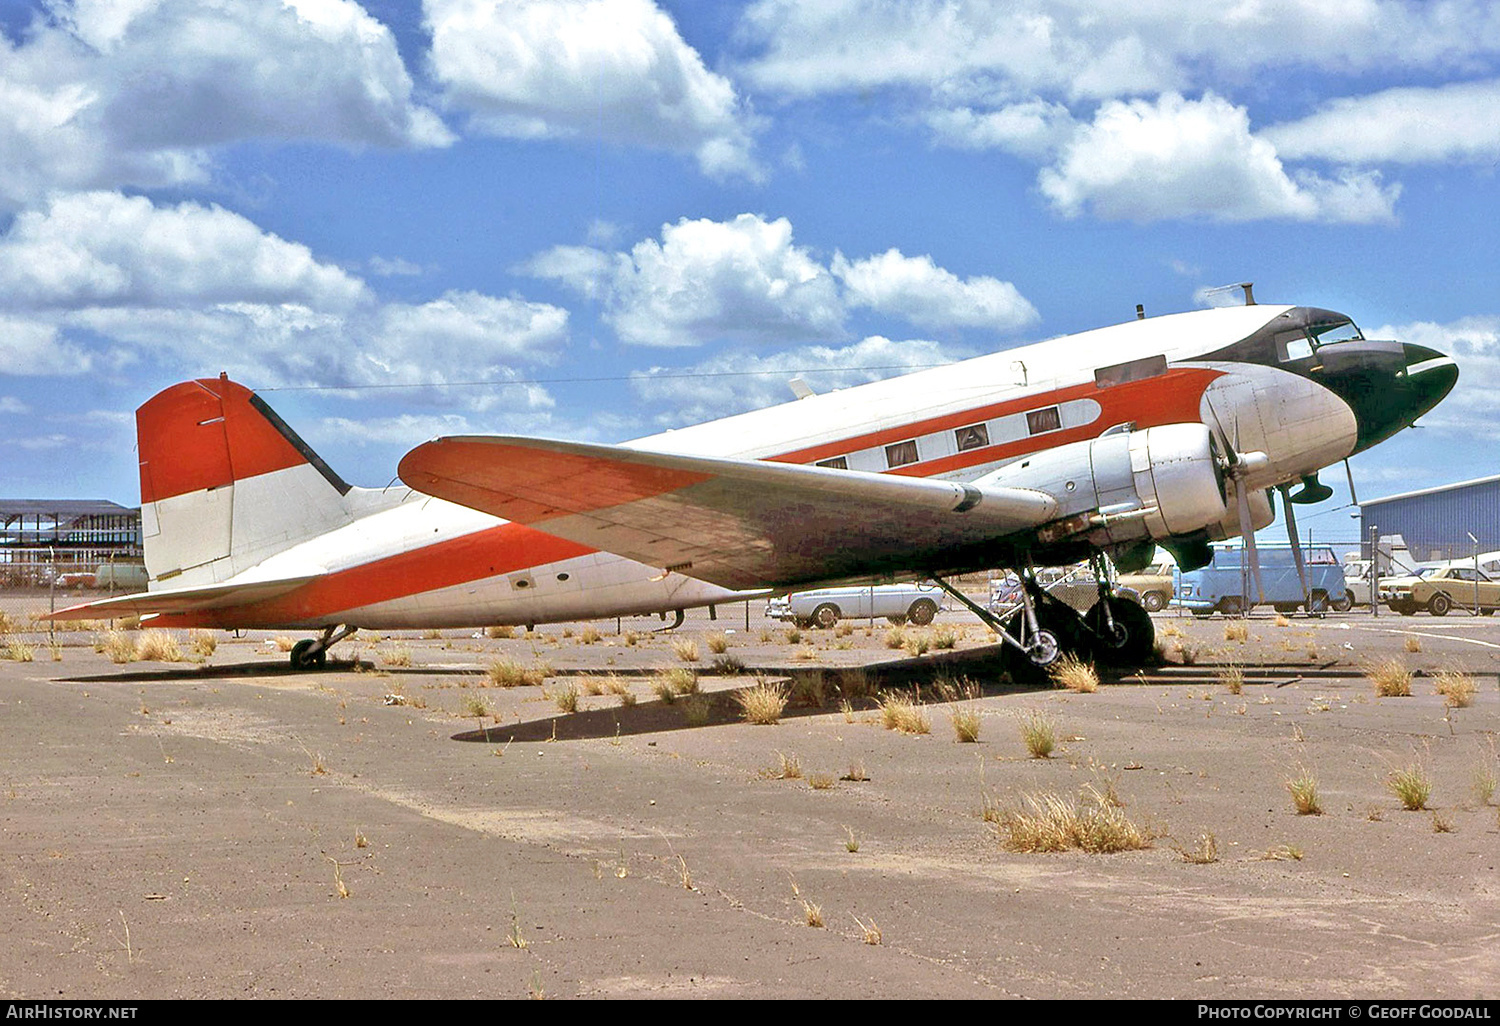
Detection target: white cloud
<box><xmin>0</xmin><ymin>191</ymin><xmax>368</xmax><ymax>311</ymax></box>
<box><xmin>923</xmin><ymin>101</ymin><xmax>1077</xmax><ymax>158</ymax></box>
<box><xmin>0</xmin><ymin>314</ymin><xmax>94</xmax><ymax>376</ymax></box>
<box><xmin>0</xmin><ymin>0</ymin><xmax>450</xmax><ymax>210</ymax></box>
<box><xmin>1037</xmin><ymin>93</ymin><xmax>1400</xmax><ymax>223</ymax></box>
<box><xmin>1374</xmin><ymin>316</ymin><xmax>1500</xmax><ymax>438</ymax></box>
<box><xmin>630</xmin><ymin>335</ymin><xmax>966</xmax><ymax>427</ymax></box>
<box><xmin>526</xmin><ymin>214</ymin><xmax>1037</xmax><ymax>346</ymax></box>
<box><xmin>1263</xmin><ymin>79</ymin><xmax>1500</xmax><ymax>165</ymax></box>
<box><xmin>832</xmin><ymin>249</ymin><xmax>1038</xmax><ymax>332</ymax></box>
<box><xmin>0</xmin><ymin>397</ymin><xmax>31</xmax><ymax>413</ymax></box>
<box><xmin>425</xmin><ymin>0</ymin><xmax>761</xmax><ymax>180</ymax></box>
<box><xmin>737</xmin><ymin>1</ymin><xmax>1500</xmax><ymax>102</ymax></box>
<box><xmin>526</xmin><ymin>214</ymin><xmax>845</xmax><ymax>347</ymax></box>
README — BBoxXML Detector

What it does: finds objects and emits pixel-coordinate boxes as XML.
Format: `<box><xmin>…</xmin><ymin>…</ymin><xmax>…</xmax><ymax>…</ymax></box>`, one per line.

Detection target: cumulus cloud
<box><xmin>832</xmin><ymin>249</ymin><xmax>1038</xmax><ymax>332</ymax></box>
<box><xmin>922</xmin><ymin>101</ymin><xmax>1077</xmax><ymax>159</ymax></box>
<box><xmin>630</xmin><ymin>335</ymin><xmax>966</xmax><ymax>427</ymax></box>
<box><xmin>0</xmin><ymin>191</ymin><xmax>569</xmax><ymax>398</ymax></box>
<box><xmin>1037</xmin><ymin>93</ymin><xmax>1400</xmax><ymax>223</ymax></box>
<box><xmin>736</xmin><ymin>1</ymin><xmax>1500</xmax><ymax>102</ymax></box>
<box><xmin>1263</xmin><ymin>79</ymin><xmax>1500</xmax><ymax>165</ymax></box>
<box><xmin>525</xmin><ymin>213</ymin><xmax>1036</xmax><ymax>346</ymax></box>
<box><xmin>0</xmin><ymin>0</ymin><xmax>450</xmax><ymax>210</ymax></box>
<box><xmin>425</xmin><ymin>0</ymin><xmax>761</xmax><ymax>180</ymax></box>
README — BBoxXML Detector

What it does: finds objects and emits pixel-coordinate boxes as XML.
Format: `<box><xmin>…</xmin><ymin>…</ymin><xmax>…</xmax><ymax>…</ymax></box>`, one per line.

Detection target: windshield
<box><xmin>1279</xmin><ymin>318</ymin><xmax>1365</xmax><ymax>362</ymax></box>
<box><xmin>1416</xmin><ymin>566</ymin><xmax>1441</xmax><ymax>578</ymax></box>
<box><xmin>1309</xmin><ymin>319</ymin><xmax>1364</xmax><ymax>347</ymax></box>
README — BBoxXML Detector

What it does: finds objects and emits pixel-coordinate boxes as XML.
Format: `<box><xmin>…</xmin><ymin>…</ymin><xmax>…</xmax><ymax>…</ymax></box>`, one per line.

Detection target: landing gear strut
<box><xmin>289</xmin><ymin>625</ymin><xmax>357</xmax><ymax>670</ymax></box>
<box><xmin>931</xmin><ymin>571</ymin><xmax>1062</xmax><ymax>683</ymax></box>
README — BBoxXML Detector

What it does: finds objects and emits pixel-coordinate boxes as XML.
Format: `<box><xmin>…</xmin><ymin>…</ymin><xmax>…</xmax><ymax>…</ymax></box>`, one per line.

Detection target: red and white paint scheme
<box><xmin>50</xmin><ymin>300</ymin><xmax>1457</xmax><ymax>670</ymax></box>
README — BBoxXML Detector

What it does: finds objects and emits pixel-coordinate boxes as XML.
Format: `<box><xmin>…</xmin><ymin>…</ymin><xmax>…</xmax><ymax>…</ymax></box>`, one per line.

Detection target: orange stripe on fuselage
<box><xmin>147</xmin><ymin>521</ymin><xmax>593</xmax><ymax>628</ymax></box>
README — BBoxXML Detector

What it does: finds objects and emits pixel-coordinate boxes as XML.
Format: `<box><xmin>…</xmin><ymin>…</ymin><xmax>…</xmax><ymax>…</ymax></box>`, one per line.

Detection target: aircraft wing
<box><xmin>42</xmin><ymin>575</ymin><xmax>321</xmax><ymax>621</ymax></box>
<box><xmin>398</xmin><ymin>437</ymin><xmax>1058</xmax><ymax>591</ymax></box>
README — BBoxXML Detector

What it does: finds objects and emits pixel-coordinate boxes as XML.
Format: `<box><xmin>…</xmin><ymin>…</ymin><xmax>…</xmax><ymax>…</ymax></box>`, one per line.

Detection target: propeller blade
<box><xmin>1280</xmin><ymin>485</ymin><xmax>1310</xmax><ymax>608</ymax></box>
<box><xmin>1237</xmin><ymin>483</ymin><xmax>1264</xmax><ymax>608</ymax></box>
<box><xmin>1205</xmin><ymin>398</ymin><xmax>1240</xmax><ymax>467</ymax></box>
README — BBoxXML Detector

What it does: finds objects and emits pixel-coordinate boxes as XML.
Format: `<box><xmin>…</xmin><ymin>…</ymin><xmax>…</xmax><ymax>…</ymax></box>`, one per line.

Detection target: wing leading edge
<box><xmin>398</xmin><ymin>436</ymin><xmax>1058</xmax><ymax>591</ymax></box>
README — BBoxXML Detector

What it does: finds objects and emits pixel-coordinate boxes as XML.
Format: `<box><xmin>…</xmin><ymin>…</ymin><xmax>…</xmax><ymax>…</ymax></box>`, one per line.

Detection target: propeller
<box><xmin>1205</xmin><ymin>400</ymin><xmax>1265</xmax><ymax>609</ymax></box>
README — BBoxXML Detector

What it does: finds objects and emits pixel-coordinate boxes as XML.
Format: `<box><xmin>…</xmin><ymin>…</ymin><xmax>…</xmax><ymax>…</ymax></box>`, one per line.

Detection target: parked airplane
<box><xmin>48</xmin><ymin>299</ymin><xmax>1457</xmax><ymax>676</ymax></box>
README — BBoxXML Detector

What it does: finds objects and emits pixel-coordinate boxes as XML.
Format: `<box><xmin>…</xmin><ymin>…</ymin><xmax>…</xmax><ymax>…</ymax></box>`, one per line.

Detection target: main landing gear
<box><xmin>930</xmin><ymin>556</ymin><xmax>1156</xmax><ymax>684</ymax></box>
<box><xmin>289</xmin><ymin>625</ymin><xmax>358</xmax><ymax>670</ymax></box>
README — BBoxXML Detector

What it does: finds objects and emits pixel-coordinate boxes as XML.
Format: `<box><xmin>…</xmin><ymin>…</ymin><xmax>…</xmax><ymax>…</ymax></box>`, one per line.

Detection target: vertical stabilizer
<box><xmin>137</xmin><ymin>375</ymin><xmax>352</xmax><ymax>587</ymax></box>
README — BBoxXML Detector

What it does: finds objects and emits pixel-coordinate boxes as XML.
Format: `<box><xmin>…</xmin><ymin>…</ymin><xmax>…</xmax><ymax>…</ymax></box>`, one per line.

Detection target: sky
<box><xmin>1</xmin><ymin>0</ymin><xmax>1497</xmax><ymax>550</ymax></box>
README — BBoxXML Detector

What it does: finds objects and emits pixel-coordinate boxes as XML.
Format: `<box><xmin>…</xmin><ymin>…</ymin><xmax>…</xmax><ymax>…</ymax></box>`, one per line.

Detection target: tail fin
<box><xmin>138</xmin><ymin>374</ymin><xmax>353</xmax><ymax>587</ymax></box>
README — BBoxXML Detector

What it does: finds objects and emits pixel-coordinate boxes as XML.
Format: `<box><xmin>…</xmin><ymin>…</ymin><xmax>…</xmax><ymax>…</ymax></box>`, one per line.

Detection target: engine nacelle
<box><xmin>974</xmin><ymin>423</ymin><xmax>1228</xmax><ymax>546</ymax></box>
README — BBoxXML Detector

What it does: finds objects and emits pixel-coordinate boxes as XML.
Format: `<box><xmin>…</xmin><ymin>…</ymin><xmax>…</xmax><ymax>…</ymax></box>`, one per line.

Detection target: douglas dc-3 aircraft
<box><xmin>48</xmin><ymin>298</ymin><xmax>1457</xmax><ymax>677</ymax></box>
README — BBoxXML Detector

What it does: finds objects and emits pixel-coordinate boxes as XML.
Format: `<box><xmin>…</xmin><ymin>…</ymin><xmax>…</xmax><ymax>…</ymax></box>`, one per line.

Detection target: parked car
<box><xmin>766</xmin><ymin>582</ymin><xmax>944</xmax><ymax>628</ymax></box>
<box><xmin>988</xmin><ymin>565</ymin><xmax>1143</xmax><ymax>614</ymax></box>
<box><xmin>1175</xmin><ymin>545</ymin><xmax>1349</xmax><ymax>615</ymax></box>
<box><xmin>1118</xmin><ymin>562</ymin><xmax>1174</xmax><ymax>612</ymax></box>
<box><xmin>1379</xmin><ymin>564</ymin><xmax>1500</xmax><ymax>616</ymax></box>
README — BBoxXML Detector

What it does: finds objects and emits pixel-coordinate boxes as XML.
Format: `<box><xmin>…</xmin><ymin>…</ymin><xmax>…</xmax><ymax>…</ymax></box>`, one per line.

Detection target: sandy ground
<box><xmin>1</xmin><ymin>594</ymin><xmax>1498</xmax><ymax>1000</ymax></box>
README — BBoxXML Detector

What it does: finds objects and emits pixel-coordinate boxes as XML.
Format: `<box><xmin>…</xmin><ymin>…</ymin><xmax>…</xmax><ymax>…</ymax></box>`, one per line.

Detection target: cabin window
<box><xmin>954</xmin><ymin>423</ymin><xmax>989</xmax><ymax>451</ymax></box>
<box><xmin>816</xmin><ymin>456</ymin><xmax>848</xmax><ymax>470</ymax></box>
<box><xmin>1093</xmin><ymin>354</ymin><xmax>1167</xmax><ymax>389</ymax></box>
<box><xmin>885</xmin><ymin>440</ymin><xmax>919</xmax><ymax>468</ymax></box>
<box><xmin>1026</xmin><ymin>407</ymin><xmax>1062</xmax><ymax>435</ymax></box>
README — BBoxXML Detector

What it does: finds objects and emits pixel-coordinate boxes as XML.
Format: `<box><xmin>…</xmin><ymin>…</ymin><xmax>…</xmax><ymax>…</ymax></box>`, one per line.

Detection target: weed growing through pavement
<box><xmin>672</xmin><ymin>638</ymin><xmax>700</xmax><ymax>662</ymax></box>
<box><xmin>995</xmin><ymin>789</ymin><xmax>1153</xmax><ymax>854</ymax></box>
<box><xmin>843</xmin><ymin>826</ymin><xmax>860</xmax><ymax>852</ymax></box>
<box><xmin>1018</xmin><ymin>708</ymin><xmax>1057</xmax><ymax>758</ymax></box>
<box><xmin>950</xmin><ymin>704</ymin><xmax>982</xmax><ymax>743</ymax></box>
<box><xmin>1386</xmin><ymin>762</ymin><xmax>1432</xmax><ymax>810</ymax></box>
<box><xmin>135</xmin><ymin>630</ymin><xmax>182</xmax><ymax>662</ymax></box>
<box><xmin>706</xmin><ymin>632</ymin><xmax>729</xmax><ymax>654</ymax></box>
<box><xmin>1176</xmin><ymin>832</ymin><xmax>1220</xmax><ymax>864</ymax></box>
<box><xmin>1404</xmin><ymin>636</ymin><xmax>1423</xmax><ymax>653</ymax></box>
<box><xmin>736</xmin><ymin>679</ymin><xmax>788</xmax><ymax>724</ymax></box>
<box><xmin>760</xmin><ymin>751</ymin><xmax>802</xmax><ymax>779</ymax></box>
<box><xmin>1049</xmin><ymin>654</ymin><xmax>1098</xmax><ymax>692</ymax></box>
<box><xmin>1434</xmin><ymin>669</ymin><xmax>1477</xmax><ymax>708</ymax></box>
<box><xmin>1286</xmin><ymin>769</ymin><xmax>1323</xmax><ymax>815</ymax></box>
<box><xmin>1224</xmin><ymin>622</ymin><xmax>1249</xmax><ymax>643</ymax></box>
<box><xmin>1219</xmin><ymin>663</ymin><xmax>1244</xmax><ymax>695</ymax></box>
<box><xmin>1368</xmin><ymin>659</ymin><xmax>1412</xmax><ymax>697</ymax></box>
<box><xmin>878</xmin><ymin>692</ymin><xmax>930</xmax><ymax>735</ymax></box>
<box><xmin>487</xmin><ymin>658</ymin><xmax>549</xmax><ymax>687</ymax></box>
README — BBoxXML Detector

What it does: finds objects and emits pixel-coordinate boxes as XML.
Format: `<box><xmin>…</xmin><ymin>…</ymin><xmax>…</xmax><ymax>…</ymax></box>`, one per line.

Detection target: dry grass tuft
<box><xmin>853</xmin><ymin>916</ymin><xmax>881</xmax><ymax>945</ymax></box>
<box><xmin>736</xmin><ymin>679</ymin><xmax>789</xmax><ymax>725</ymax></box>
<box><xmin>884</xmin><ymin>626</ymin><xmax>906</xmax><ymax>649</ymax></box>
<box><xmin>189</xmin><ymin>630</ymin><xmax>217</xmax><ymax>658</ymax></box>
<box><xmin>711</xmin><ymin>654</ymin><xmax>745</xmax><ymax>675</ymax></box>
<box><xmin>1432</xmin><ymin>810</ymin><xmax>1454</xmax><ymax>833</ymax></box>
<box><xmin>1261</xmin><ymin>844</ymin><xmax>1304</xmax><ymax>861</ymax></box>
<box><xmin>932</xmin><ymin>627</ymin><xmax>957</xmax><ymax>650</ymax></box>
<box><xmin>706</xmin><ymin>632</ymin><xmax>729</xmax><ymax>654</ymax></box>
<box><xmin>843</xmin><ymin>826</ymin><xmax>860</xmax><ymax>852</ymax></box>
<box><xmin>878</xmin><ymin>692</ymin><xmax>931</xmax><ymax>735</ymax></box>
<box><xmin>1218</xmin><ymin>664</ymin><xmax>1245</xmax><ymax>695</ymax></box>
<box><xmin>671</xmin><ymin>638</ymin><xmax>700</xmax><ymax>662</ymax></box>
<box><xmin>996</xmin><ymin>790</ymin><xmax>1154</xmax><ymax>854</ymax></box>
<box><xmin>274</xmin><ymin>635</ymin><xmax>296</xmax><ymax>652</ymax></box>
<box><xmin>134</xmin><ymin>629</ymin><xmax>182</xmax><ymax>663</ymax></box>
<box><xmin>1404</xmin><ymin>635</ymin><xmax>1423</xmax><ymax>653</ymax></box>
<box><xmin>1177</xmin><ymin>832</ymin><xmax>1220</xmax><ymax>864</ymax></box>
<box><xmin>1286</xmin><ymin>769</ymin><xmax>1323</xmax><ymax>815</ymax></box>
<box><xmin>486</xmin><ymin>658</ymin><xmax>548</xmax><ymax>687</ymax></box>
<box><xmin>1273</xmin><ymin>613</ymin><xmax>1292</xmax><ymax>628</ymax></box>
<box><xmin>1368</xmin><ymin>659</ymin><xmax>1412</xmax><ymax>697</ymax></box>
<box><xmin>1434</xmin><ymin>669</ymin><xmax>1477</xmax><ymax>708</ymax></box>
<box><xmin>6</xmin><ymin>640</ymin><xmax>35</xmax><ymax>662</ymax></box>
<box><xmin>835</xmin><ymin>666</ymin><xmax>873</xmax><ymax>701</ymax></box>
<box><xmin>578</xmin><ymin>625</ymin><xmax>602</xmax><ymax>645</ymax></box>
<box><xmin>760</xmin><ymin>751</ymin><xmax>802</xmax><ymax>779</ymax></box>
<box><xmin>903</xmin><ymin>634</ymin><xmax>931</xmax><ymax>657</ymax></box>
<box><xmin>485</xmin><ymin>625</ymin><xmax>515</xmax><ymax>639</ymax></box>
<box><xmin>1386</xmin><ymin>762</ymin><xmax>1432</xmax><ymax>810</ymax></box>
<box><xmin>680</xmin><ymin>694</ymin><xmax>711</xmax><ymax>726</ymax></box>
<box><xmin>662</xmin><ymin>666</ymin><xmax>699</xmax><ymax>696</ymax></box>
<box><xmin>379</xmin><ymin>645</ymin><xmax>411</xmax><ymax>667</ymax></box>
<box><xmin>783</xmin><ymin>627</ymin><xmax>802</xmax><ymax>645</ymax></box>
<box><xmin>1224</xmin><ymin>621</ymin><xmax>1249</xmax><ymax>642</ymax></box>
<box><xmin>950</xmin><ymin>705</ymin><xmax>982</xmax><ymax>743</ymax></box>
<box><xmin>1017</xmin><ymin>708</ymin><xmax>1057</xmax><ymax>759</ymax></box>
<box><xmin>549</xmin><ymin>681</ymin><xmax>580</xmax><ymax>714</ymax></box>
<box><xmin>1049</xmin><ymin>654</ymin><xmax>1098</xmax><ymax>693</ymax></box>
<box><xmin>789</xmin><ymin>671</ymin><xmax>826</xmax><ymax>708</ymax></box>
<box><xmin>807</xmin><ymin>772</ymin><xmax>836</xmax><ymax>790</ymax></box>
<box><xmin>461</xmin><ymin>694</ymin><xmax>493</xmax><ymax>719</ymax></box>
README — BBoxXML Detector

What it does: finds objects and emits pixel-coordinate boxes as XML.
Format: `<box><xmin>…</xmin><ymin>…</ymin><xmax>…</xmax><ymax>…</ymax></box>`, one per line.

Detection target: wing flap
<box><xmin>41</xmin><ymin>574</ymin><xmax>321</xmax><ymax>621</ymax></box>
<box><xmin>399</xmin><ymin>437</ymin><xmax>1057</xmax><ymax>590</ymax></box>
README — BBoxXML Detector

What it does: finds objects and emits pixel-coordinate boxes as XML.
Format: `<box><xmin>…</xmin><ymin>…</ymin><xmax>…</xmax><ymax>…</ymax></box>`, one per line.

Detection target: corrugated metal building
<box><xmin>1358</xmin><ymin>474</ymin><xmax>1500</xmax><ymax>562</ymax></box>
<box><xmin>0</xmin><ymin>499</ymin><xmax>142</xmax><ymax>586</ymax></box>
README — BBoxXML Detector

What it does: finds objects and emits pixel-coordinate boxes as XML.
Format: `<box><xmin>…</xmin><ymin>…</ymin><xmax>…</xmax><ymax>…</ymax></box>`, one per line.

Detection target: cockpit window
<box><xmin>1277</xmin><ymin>318</ymin><xmax>1364</xmax><ymax>362</ymax></box>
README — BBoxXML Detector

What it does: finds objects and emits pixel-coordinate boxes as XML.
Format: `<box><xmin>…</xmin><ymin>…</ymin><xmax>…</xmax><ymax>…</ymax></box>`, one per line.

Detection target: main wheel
<box><xmin>1330</xmin><ymin>591</ymin><xmax>1354</xmax><ymax>613</ymax></box>
<box><xmin>906</xmin><ymin>598</ymin><xmax>937</xmax><ymax>626</ymax></box>
<box><xmin>290</xmin><ymin>639</ymin><xmax>326</xmax><ymax>670</ymax></box>
<box><xmin>1429</xmin><ymin>593</ymin><xmax>1451</xmax><ymax>616</ymax></box>
<box><xmin>811</xmin><ymin>603</ymin><xmax>840</xmax><ymax>629</ymax></box>
<box><xmin>1085</xmin><ymin>598</ymin><xmax>1155</xmax><ymax>666</ymax></box>
<box><xmin>1002</xmin><ymin>628</ymin><xmax>1061</xmax><ymax>685</ymax></box>
<box><xmin>1143</xmin><ymin>591</ymin><xmax>1166</xmax><ymax>612</ymax></box>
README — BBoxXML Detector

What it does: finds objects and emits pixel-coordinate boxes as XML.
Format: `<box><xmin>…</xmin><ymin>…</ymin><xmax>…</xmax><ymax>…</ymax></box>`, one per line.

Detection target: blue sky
<box><xmin>1</xmin><ymin>0</ymin><xmax>1496</xmax><ymax>549</ymax></box>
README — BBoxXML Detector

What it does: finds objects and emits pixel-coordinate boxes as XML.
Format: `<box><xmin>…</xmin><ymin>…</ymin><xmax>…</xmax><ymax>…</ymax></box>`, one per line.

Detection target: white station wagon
<box><xmin>766</xmin><ymin>582</ymin><xmax>944</xmax><ymax>628</ymax></box>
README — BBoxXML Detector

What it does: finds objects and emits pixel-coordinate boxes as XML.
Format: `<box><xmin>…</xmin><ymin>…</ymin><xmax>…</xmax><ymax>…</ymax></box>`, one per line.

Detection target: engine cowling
<box><xmin>973</xmin><ymin>423</ymin><xmax>1228</xmax><ymax>545</ymax></box>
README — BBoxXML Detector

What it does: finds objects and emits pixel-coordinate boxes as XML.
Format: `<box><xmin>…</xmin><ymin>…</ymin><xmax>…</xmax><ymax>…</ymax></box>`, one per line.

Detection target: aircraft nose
<box><xmin>1342</xmin><ymin>339</ymin><xmax>1459</xmax><ymax>455</ymax></box>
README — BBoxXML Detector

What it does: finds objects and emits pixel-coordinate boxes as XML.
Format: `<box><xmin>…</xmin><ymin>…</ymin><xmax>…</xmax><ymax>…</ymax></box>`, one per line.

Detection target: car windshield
<box><xmin>1416</xmin><ymin>566</ymin><xmax>1442</xmax><ymax>578</ymax></box>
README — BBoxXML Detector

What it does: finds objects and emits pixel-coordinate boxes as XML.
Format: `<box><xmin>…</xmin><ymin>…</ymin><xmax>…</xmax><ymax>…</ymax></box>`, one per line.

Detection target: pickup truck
<box><xmin>766</xmin><ymin>583</ymin><xmax>944</xmax><ymax>628</ymax></box>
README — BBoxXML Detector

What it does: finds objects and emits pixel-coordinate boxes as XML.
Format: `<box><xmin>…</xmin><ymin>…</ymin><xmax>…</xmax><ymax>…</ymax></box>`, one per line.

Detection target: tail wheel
<box><xmin>906</xmin><ymin>599</ymin><xmax>937</xmax><ymax>626</ymax></box>
<box><xmin>290</xmin><ymin>639</ymin><xmax>327</xmax><ymax>670</ymax></box>
<box><xmin>811</xmin><ymin>603</ymin><xmax>840</xmax><ymax>629</ymax></box>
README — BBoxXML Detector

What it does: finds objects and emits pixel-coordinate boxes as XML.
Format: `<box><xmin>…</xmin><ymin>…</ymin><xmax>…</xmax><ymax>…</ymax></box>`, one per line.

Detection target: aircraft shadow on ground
<box><xmin>451</xmin><ymin>647</ymin><xmax>1044</xmax><ymax>744</ymax></box>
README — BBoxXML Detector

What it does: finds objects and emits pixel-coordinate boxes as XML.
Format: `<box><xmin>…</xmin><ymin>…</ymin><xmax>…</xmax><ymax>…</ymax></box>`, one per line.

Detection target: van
<box><xmin>1175</xmin><ymin>545</ymin><xmax>1349</xmax><ymax>616</ymax></box>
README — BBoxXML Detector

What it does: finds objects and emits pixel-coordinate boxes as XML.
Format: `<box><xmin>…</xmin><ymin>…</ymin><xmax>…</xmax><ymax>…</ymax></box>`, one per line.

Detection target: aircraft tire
<box><xmin>906</xmin><ymin>599</ymin><xmax>937</xmax><ymax>626</ymax></box>
<box><xmin>1085</xmin><ymin>598</ymin><xmax>1155</xmax><ymax>667</ymax></box>
<box><xmin>290</xmin><ymin>639</ymin><xmax>327</xmax><ymax>670</ymax></box>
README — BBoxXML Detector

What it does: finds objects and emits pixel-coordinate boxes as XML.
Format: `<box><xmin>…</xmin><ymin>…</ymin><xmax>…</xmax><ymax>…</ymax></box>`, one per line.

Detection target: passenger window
<box><xmin>885</xmin><ymin>440</ymin><xmax>919</xmax><ymax>468</ymax></box>
<box><xmin>816</xmin><ymin>456</ymin><xmax>848</xmax><ymax>470</ymax></box>
<box><xmin>1026</xmin><ymin>407</ymin><xmax>1061</xmax><ymax>435</ymax></box>
<box><xmin>954</xmin><ymin>424</ymin><xmax>989</xmax><ymax>451</ymax></box>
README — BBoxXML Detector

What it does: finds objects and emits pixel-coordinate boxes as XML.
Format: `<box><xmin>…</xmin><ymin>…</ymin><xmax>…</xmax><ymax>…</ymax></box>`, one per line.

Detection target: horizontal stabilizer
<box><xmin>399</xmin><ymin>436</ymin><xmax>1058</xmax><ymax>590</ymax></box>
<box><xmin>42</xmin><ymin>574</ymin><xmax>322</xmax><ymax>621</ymax></box>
